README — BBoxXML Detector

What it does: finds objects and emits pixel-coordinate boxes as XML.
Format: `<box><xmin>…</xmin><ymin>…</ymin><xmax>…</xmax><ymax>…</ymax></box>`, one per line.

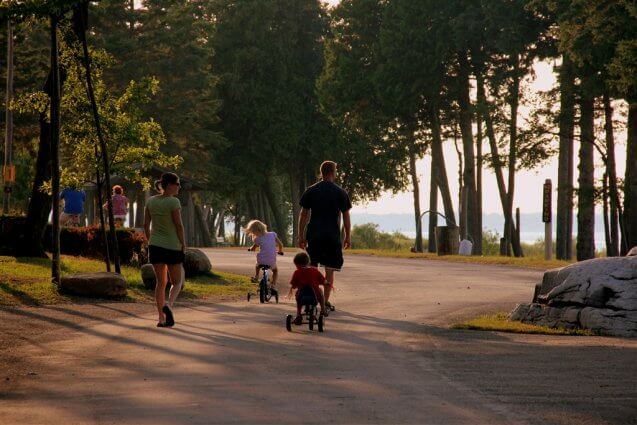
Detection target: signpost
<box><xmin>543</xmin><ymin>179</ymin><xmax>552</xmax><ymax>260</ymax></box>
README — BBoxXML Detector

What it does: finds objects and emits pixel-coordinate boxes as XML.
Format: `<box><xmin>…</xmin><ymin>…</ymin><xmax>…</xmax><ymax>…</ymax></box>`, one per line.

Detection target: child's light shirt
<box><xmin>255</xmin><ymin>232</ymin><xmax>278</xmax><ymax>267</ymax></box>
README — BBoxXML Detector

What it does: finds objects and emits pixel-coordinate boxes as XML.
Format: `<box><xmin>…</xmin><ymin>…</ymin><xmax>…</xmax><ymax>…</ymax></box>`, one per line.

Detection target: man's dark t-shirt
<box><xmin>300</xmin><ymin>181</ymin><xmax>352</xmax><ymax>242</ymax></box>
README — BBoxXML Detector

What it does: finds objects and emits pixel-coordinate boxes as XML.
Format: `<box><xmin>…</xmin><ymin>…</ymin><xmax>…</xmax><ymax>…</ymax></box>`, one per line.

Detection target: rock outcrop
<box><xmin>60</xmin><ymin>272</ymin><xmax>127</xmax><ymax>298</ymax></box>
<box><xmin>511</xmin><ymin>256</ymin><xmax>637</xmax><ymax>337</ymax></box>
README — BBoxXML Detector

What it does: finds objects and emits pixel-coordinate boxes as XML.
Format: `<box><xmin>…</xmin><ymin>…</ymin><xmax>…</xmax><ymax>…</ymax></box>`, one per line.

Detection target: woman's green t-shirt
<box><xmin>147</xmin><ymin>195</ymin><xmax>182</xmax><ymax>251</ymax></box>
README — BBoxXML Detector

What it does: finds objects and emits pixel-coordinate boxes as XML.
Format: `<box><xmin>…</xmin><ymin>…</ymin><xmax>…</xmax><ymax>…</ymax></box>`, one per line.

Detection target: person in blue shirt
<box><xmin>60</xmin><ymin>187</ymin><xmax>86</xmax><ymax>227</ymax></box>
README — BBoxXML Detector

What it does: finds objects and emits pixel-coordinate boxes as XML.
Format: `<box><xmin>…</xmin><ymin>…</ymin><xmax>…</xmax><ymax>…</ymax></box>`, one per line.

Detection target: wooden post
<box><xmin>543</xmin><ymin>179</ymin><xmax>553</xmax><ymax>260</ymax></box>
<box><xmin>516</xmin><ymin>207</ymin><xmax>521</xmax><ymax>251</ymax></box>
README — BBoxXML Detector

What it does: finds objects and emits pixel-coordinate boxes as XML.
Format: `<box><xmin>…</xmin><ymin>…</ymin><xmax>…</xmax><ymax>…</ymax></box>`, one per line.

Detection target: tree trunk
<box><xmin>623</xmin><ymin>102</ymin><xmax>637</xmax><ymax>254</ymax></box>
<box><xmin>430</xmin><ymin>108</ymin><xmax>456</xmax><ymax>225</ymax></box>
<box><xmin>603</xmin><ymin>172</ymin><xmax>612</xmax><ymax>255</ymax></box>
<box><xmin>194</xmin><ymin>203</ymin><xmax>213</xmax><ymax>247</ymax></box>
<box><xmin>603</xmin><ymin>91</ymin><xmax>620</xmax><ymax>256</ymax></box>
<box><xmin>477</xmin><ymin>76</ymin><xmax>520</xmax><ymax>254</ymax></box>
<box><xmin>475</xmin><ymin>102</ymin><xmax>483</xmax><ymax>255</ymax></box>
<box><xmin>428</xmin><ymin>159</ymin><xmax>438</xmax><ymax>253</ymax></box>
<box><xmin>506</xmin><ymin>58</ymin><xmax>522</xmax><ymax>257</ymax></box>
<box><xmin>263</xmin><ymin>176</ymin><xmax>288</xmax><ymax>245</ymax></box>
<box><xmin>453</xmin><ymin>124</ymin><xmax>463</xmax><ymax>228</ymax></box>
<box><xmin>233</xmin><ymin>203</ymin><xmax>241</xmax><ymax>245</ymax></box>
<box><xmin>50</xmin><ymin>15</ymin><xmax>62</xmax><ymax>285</ymax></box>
<box><xmin>134</xmin><ymin>190</ymin><xmax>145</xmax><ymax>227</ymax></box>
<box><xmin>246</xmin><ymin>194</ymin><xmax>257</xmax><ymax>221</ymax></box>
<box><xmin>17</xmin><ymin>38</ymin><xmax>68</xmax><ymax>257</ymax></box>
<box><xmin>556</xmin><ymin>56</ymin><xmax>576</xmax><ymax>260</ymax></box>
<box><xmin>290</xmin><ymin>172</ymin><xmax>302</xmax><ymax>247</ymax></box>
<box><xmin>457</xmin><ymin>53</ymin><xmax>478</xmax><ymax>245</ymax></box>
<box><xmin>576</xmin><ymin>88</ymin><xmax>596</xmax><ymax>260</ymax></box>
<box><xmin>409</xmin><ymin>149</ymin><xmax>423</xmax><ymax>253</ymax></box>
<box><xmin>218</xmin><ymin>210</ymin><xmax>226</xmax><ymax>239</ymax></box>
<box><xmin>76</xmin><ymin>4</ymin><xmax>120</xmax><ymax>273</ymax></box>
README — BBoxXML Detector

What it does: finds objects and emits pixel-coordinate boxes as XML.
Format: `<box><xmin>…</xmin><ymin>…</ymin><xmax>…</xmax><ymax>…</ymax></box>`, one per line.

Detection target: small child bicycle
<box><xmin>247</xmin><ymin>262</ymin><xmax>281</xmax><ymax>304</ymax></box>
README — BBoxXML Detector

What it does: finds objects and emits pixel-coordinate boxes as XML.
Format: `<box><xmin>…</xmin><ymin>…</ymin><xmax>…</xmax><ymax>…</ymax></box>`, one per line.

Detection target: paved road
<box><xmin>1</xmin><ymin>249</ymin><xmax>635</xmax><ymax>424</ymax></box>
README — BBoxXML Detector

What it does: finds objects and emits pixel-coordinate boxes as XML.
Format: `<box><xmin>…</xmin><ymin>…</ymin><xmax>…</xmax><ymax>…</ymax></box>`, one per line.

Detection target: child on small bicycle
<box><xmin>245</xmin><ymin>219</ymin><xmax>284</xmax><ymax>287</ymax></box>
<box><xmin>287</xmin><ymin>252</ymin><xmax>326</xmax><ymax>325</ymax></box>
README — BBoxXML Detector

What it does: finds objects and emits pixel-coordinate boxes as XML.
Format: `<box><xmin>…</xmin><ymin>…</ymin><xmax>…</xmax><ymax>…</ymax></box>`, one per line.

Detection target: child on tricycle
<box><xmin>286</xmin><ymin>252</ymin><xmax>326</xmax><ymax>330</ymax></box>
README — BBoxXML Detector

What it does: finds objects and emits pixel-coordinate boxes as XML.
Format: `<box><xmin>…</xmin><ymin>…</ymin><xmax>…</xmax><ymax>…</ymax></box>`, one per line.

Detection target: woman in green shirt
<box><xmin>144</xmin><ymin>172</ymin><xmax>186</xmax><ymax>327</ymax></box>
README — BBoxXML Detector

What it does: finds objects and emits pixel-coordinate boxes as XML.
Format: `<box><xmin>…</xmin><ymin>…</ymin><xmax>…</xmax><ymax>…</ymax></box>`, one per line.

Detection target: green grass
<box><xmin>346</xmin><ymin>249</ymin><xmax>573</xmax><ymax>270</ymax></box>
<box><xmin>0</xmin><ymin>255</ymin><xmax>252</xmax><ymax>306</ymax></box>
<box><xmin>452</xmin><ymin>312</ymin><xmax>594</xmax><ymax>336</ymax></box>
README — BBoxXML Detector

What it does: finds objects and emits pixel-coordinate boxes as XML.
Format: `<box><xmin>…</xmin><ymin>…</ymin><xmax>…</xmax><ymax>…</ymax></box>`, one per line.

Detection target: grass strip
<box><xmin>452</xmin><ymin>312</ymin><xmax>594</xmax><ymax>336</ymax></box>
<box><xmin>0</xmin><ymin>255</ymin><xmax>252</xmax><ymax>306</ymax></box>
<box><xmin>346</xmin><ymin>249</ymin><xmax>573</xmax><ymax>270</ymax></box>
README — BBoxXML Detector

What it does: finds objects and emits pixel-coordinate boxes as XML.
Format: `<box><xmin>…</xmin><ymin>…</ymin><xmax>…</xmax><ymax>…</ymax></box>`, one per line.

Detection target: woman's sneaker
<box><xmin>325</xmin><ymin>301</ymin><xmax>336</xmax><ymax>312</ymax></box>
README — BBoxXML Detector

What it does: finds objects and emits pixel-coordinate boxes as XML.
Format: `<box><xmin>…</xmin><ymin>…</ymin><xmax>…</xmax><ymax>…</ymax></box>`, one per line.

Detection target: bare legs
<box><xmin>153</xmin><ymin>263</ymin><xmax>184</xmax><ymax>324</ymax></box>
<box><xmin>253</xmin><ymin>264</ymin><xmax>278</xmax><ymax>287</ymax></box>
<box><xmin>153</xmin><ymin>263</ymin><xmax>168</xmax><ymax>323</ymax></box>
<box><xmin>324</xmin><ymin>268</ymin><xmax>335</xmax><ymax>304</ymax></box>
<box><xmin>167</xmin><ymin>264</ymin><xmax>184</xmax><ymax>308</ymax></box>
<box><xmin>271</xmin><ymin>267</ymin><xmax>278</xmax><ymax>287</ymax></box>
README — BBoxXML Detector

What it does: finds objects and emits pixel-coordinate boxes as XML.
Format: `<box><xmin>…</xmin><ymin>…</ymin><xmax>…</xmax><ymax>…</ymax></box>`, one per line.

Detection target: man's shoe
<box><xmin>325</xmin><ymin>301</ymin><xmax>336</xmax><ymax>311</ymax></box>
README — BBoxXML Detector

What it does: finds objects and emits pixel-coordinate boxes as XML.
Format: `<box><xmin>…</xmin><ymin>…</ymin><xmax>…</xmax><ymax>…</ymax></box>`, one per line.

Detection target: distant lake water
<box><xmin>402</xmin><ymin>230</ymin><xmax>607</xmax><ymax>247</ymax></box>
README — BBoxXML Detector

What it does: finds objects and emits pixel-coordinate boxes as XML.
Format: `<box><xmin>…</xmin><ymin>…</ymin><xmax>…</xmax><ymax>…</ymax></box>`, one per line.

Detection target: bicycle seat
<box><xmin>258</xmin><ymin>264</ymin><xmax>271</xmax><ymax>270</ymax></box>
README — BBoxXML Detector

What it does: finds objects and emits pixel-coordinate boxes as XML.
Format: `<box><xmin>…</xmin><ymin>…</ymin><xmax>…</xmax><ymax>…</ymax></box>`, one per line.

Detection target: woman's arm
<box><xmin>171</xmin><ymin>208</ymin><xmax>186</xmax><ymax>251</ymax></box>
<box><xmin>143</xmin><ymin>207</ymin><xmax>152</xmax><ymax>242</ymax></box>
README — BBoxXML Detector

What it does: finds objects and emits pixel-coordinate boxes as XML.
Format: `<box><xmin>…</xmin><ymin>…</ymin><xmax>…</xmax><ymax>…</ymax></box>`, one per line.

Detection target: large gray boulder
<box><xmin>60</xmin><ymin>272</ymin><xmax>127</xmax><ymax>298</ymax></box>
<box><xmin>183</xmin><ymin>248</ymin><xmax>212</xmax><ymax>277</ymax></box>
<box><xmin>511</xmin><ymin>256</ymin><xmax>637</xmax><ymax>337</ymax></box>
<box><xmin>141</xmin><ymin>263</ymin><xmax>157</xmax><ymax>289</ymax></box>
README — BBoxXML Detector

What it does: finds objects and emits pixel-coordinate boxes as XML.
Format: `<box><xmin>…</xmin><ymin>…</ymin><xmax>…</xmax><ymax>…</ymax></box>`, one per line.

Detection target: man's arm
<box><xmin>298</xmin><ymin>208</ymin><xmax>310</xmax><ymax>249</ymax></box>
<box><xmin>342</xmin><ymin>209</ymin><xmax>351</xmax><ymax>249</ymax></box>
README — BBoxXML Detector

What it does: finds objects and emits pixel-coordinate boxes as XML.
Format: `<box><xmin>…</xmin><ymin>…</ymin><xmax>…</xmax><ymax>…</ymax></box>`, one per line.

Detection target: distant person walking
<box><xmin>298</xmin><ymin>161</ymin><xmax>352</xmax><ymax>312</ymax></box>
<box><xmin>144</xmin><ymin>172</ymin><xmax>186</xmax><ymax>327</ymax></box>
<box><xmin>104</xmin><ymin>185</ymin><xmax>129</xmax><ymax>228</ymax></box>
<box><xmin>60</xmin><ymin>186</ymin><xmax>86</xmax><ymax>227</ymax></box>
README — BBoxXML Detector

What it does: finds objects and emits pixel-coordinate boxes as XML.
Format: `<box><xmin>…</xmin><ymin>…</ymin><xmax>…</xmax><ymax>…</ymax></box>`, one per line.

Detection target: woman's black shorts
<box><xmin>149</xmin><ymin>245</ymin><xmax>184</xmax><ymax>265</ymax></box>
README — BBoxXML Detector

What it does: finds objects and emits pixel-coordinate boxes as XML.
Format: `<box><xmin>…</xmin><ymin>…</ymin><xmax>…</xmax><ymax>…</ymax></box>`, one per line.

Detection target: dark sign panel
<box><xmin>542</xmin><ymin>179</ymin><xmax>552</xmax><ymax>223</ymax></box>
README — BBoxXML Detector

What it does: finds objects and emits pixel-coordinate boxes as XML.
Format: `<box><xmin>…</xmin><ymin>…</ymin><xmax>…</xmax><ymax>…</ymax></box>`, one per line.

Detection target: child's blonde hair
<box><xmin>244</xmin><ymin>219</ymin><xmax>267</xmax><ymax>238</ymax></box>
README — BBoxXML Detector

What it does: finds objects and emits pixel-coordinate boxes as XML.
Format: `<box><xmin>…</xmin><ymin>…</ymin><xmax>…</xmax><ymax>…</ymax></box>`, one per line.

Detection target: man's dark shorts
<box><xmin>307</xmin><ymin>237</ymin><xmax>343</xmax><ymax>270</ymax></box>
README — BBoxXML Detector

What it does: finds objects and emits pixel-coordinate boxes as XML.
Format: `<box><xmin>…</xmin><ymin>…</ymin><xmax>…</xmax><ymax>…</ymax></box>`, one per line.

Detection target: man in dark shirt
<box><xmin>298</xmin><ymin>161</ymin><xmax>352</xmax><ymax>311</ymax></box>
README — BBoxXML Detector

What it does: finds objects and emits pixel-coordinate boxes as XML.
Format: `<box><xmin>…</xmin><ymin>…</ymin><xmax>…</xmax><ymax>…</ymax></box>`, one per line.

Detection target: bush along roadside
<box><xmin>0</xmin><ymin>217</ymin><xmax>146</xmax><ymax>265</ymax></box>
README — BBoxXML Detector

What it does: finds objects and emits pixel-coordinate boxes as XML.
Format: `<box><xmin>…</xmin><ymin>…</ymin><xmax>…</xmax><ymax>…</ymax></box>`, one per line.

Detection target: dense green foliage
<box><xmin>0</xmin><ymin>0</ymin><xmax>635</xmax><ymax>257</ymax></box>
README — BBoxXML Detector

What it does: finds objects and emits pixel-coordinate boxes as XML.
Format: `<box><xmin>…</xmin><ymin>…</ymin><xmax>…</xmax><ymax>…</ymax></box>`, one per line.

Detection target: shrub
<box><xmin>351</xmin><ymin>223</ymin><xmax>413</xmax><ymax>250</ymax></box>
<box><xmin>49</xmin><ymin>226</ymin><xmax>146</xmax><ymax>265</ymax></box>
